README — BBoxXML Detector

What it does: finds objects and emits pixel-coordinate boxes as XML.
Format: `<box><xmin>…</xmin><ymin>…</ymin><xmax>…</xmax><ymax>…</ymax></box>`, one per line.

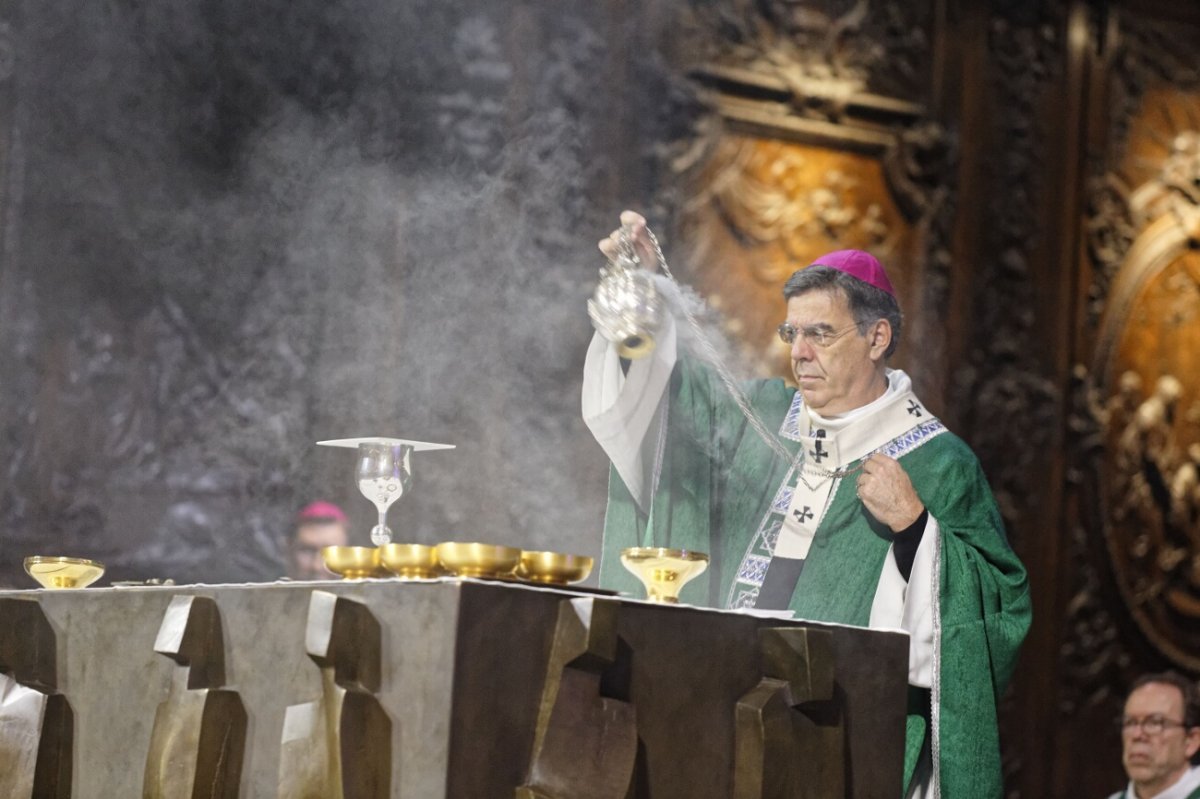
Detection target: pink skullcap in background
<box><xmin>296</xmin><ymin>500</ymin><xmax>348</xmax><ymax>523</ymax></box>
<box><xmin>810</xmin><ymin>249</ymin><xmax>896</xmax><ymax>297</ymax></box>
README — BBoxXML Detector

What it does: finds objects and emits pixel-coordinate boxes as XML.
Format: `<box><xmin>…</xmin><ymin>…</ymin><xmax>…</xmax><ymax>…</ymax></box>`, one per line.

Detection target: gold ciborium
<box><xmin>516</xmin><ymin>550</ymin><xmax>594</xmax><ymax>585</ymax></box>
<box><xmin>435</xmin><ymin>542</ymin><xmax>521</xmax><ymax>578</ymax></box>
<box><xmin>321</xmin><ymin>546</ymin><xmax>382</xmax><ymax>580</ymax></box>
<box><xmin>619</xmin><ymin>547</ymin><xmax>709</xmax><ymax>603</ymax></box>
<box><xmin>24</xmin><ymin>556</ymin><xmax>106</xmax><ymax>589</ymax></box>
<box><xmin>378</xmin><ymin>543</ymin><xmax>440</xmax><ymax>579</ymax></box>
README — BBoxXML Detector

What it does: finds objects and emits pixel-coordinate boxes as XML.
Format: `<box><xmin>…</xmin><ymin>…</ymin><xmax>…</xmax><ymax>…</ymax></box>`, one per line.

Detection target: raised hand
<box><xmin>598</xmin><ymin>210</ymin><xmax>659</xmax><ymax>272</ymax></box>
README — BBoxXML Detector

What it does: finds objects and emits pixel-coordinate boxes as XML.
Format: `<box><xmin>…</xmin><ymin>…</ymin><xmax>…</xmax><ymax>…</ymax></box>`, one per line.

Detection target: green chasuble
<box><xmin>594</xmin><ymin>353</ymin><xmax>1031</xmax><ymax>799</ymax></box>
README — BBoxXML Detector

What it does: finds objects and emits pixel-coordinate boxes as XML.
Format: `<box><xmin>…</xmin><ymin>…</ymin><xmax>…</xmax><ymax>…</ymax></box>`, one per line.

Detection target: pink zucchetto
<box><xmin>810</xmin><ymin>249</ymin><xmax>896</xmax><ymax>297</ymax></box>
<box><xmin>296</xmin><ymin>501</ymin><xmax>348</xmax><ymax>523</ymax></box>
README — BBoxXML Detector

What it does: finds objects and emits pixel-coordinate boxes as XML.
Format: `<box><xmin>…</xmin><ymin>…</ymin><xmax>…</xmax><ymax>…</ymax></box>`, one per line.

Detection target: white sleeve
<box><xmin>869</xmin><ymin>514</ymin><xmax>937</xmax><ymax>688</ymax></box>
<box><xmin>581</xmin><ymin>315</ymin><xmax>677</xmax><ymax>511</ymax></box>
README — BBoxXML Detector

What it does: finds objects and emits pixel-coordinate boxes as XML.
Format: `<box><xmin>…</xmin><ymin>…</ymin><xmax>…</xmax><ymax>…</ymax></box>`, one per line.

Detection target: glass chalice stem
<box><xmin>356</xmin><ymin>442</ymin><xmax>413</xmax><ymax>546</ymax></box>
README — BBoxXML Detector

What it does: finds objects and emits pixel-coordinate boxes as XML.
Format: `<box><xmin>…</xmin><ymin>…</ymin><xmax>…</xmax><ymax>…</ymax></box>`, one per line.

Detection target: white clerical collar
<box><xmin>795</xmin><ymin>369</ymin><xmax>927</xmax><ymax>468</ymax></box>
<box><xmin>807</xmin><ymin>368</ymin><xmax>910</xmax><ymax>430</ymax></box>
<box><xmin>1126</xmin><ymin>764</ymin><xmax>1200</xmax><ymax>799</ymax></box>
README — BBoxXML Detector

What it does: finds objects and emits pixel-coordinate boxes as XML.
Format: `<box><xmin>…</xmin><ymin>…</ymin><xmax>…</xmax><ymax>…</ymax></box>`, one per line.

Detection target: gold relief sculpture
<box><xmin>516</xmin><ymin>598</ymin><xmax>637</xmax><ymax>799</ymax></box>
<box><xmin>143</xmin><ymin>595</ymin><xmax>246</xmax><ymax>799</ymax></box>
<box><xmin>665</xmin><ymin>0</ymin><xmax>942</xmax><ymax>384</ymax></box>
<box><xmin>733</xmin><ymin>627</ymin><xmax>842</xmax><ymax>799</ymax></box>
<box><xmin>278</xmin><ymin>590</ymin><xmax>391</xmax><ymax>799</ymax></box>
<box><xmin>1101</xmin><ymin>373</ymin><xmax>1200</xmax><ymax>602</ymax></box>
<box><xmin>692</xmin><ymin>137</ymin><xmax>895</xmax><ymax>285</ymax></box>
<box><xmin>0</xmin><ymin>598</ymin><xmax>72</xmax><ymax>799</ymax></box>
<box><xmin>676</xmin><ymin>133</ymin><xmax>913</xmax><ymax>381</ymax></box>
<box><xmin>1089</xmin><ymin>86</ymin><xmax>1200</xmax><ymax>667</ymax></box>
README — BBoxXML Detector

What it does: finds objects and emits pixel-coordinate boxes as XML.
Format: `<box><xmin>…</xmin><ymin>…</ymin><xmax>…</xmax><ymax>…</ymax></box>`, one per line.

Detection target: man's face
<box><xmin>785</xmin><ymin>289</ymin><xmax>889</xmax><ymax>416</ymax></box>
<box><xmin>1121</xmin><ymin>682</ymin><xmax>1200</xmax><ymax>797</ymax></box>
<box><xmin>289</xmin><ymin>521</ymin><xmax>349</xmax><ymax>580</ymax></box>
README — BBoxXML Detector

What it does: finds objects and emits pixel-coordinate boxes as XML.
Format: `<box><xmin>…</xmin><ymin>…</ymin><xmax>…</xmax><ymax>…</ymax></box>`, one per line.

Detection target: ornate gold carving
<box><xmin>678</xmin><ymin>133</ymin><xmax>913</xmax><ymax>380</ymax></box>
<box><xmin>1085</xmin><ymin>85</ymin><xmax>1200</xmax><ymax>669</ymax></box>
<box><xmin>696</xmin><ymin>138</ymin><xmax>893</xmax><ymax>280</ymax></box>
<box><xmin>664</xmin><ymin>0</ymin><xmax>952</xmax><ymax>399</ymax></box>
<box><xmin>1099</xmin><ymin>368</ymin><xmax>1200</xmax><ymax>633</ymax></box>
<box><xmin>681</xmin><ymin>0</ymin><xmax>931</xmax><ymax>110</ymax></box>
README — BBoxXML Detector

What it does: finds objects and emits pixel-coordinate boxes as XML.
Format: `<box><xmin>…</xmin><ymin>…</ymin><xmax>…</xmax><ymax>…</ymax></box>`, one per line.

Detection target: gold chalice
<box><xmin>321</xmin><ymin>546</ymin><xmax>382</xmax><ymax>580</ymax></box>
<box><xmin>619</xmin><ymin>547</ymin><xmax>709</xmax><ymax>603</ymax></box>
<box><xmin>24</xmin><ymin>556</ymin><xmax>106</xmax><ymax>589</ymax></box>
<box><xmin>435</xmin><ymin>542</ymin><xmax>521</xmax><ymax>578</ymax></box>
<box><xmin>516</xmin><ymin>550</ymin><xmax>594</xmax><ymax>585</ymax></box>
<box><xmin>378</xmin><ymin>543</ymin><xmax>441</xmax><ymax>579</ymax></box>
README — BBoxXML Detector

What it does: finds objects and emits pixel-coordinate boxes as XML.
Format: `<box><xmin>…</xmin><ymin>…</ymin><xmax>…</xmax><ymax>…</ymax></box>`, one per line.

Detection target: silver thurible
<box><xmin>587</xmin><ymin>230</ymin><xmax>663</xmax><ymax>359</ymax></box>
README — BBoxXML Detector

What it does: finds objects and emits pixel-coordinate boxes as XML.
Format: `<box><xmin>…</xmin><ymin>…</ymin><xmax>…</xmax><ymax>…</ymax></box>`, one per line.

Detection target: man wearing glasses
<box><xmin>583</xmin><ymin>212</ymin><xmax>1030</xmax><ymax>798</ymax></box>
<box><xmin>1110</xmin><ymin>673</ymin><xmax>1200</xmax><ymax>799</ymax></box>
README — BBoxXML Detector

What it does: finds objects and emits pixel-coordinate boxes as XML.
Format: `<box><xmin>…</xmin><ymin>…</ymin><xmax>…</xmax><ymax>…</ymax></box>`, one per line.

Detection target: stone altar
<box><xmin>0</xmin><ymin>578</ymin><xmax>909</xmax><ymax>798</ymax></box>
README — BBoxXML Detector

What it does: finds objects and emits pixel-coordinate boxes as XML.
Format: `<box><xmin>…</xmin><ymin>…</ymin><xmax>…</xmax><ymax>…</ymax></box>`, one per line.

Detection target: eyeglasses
<box><xmin>1119</xmin><ymin>715</ymin><xmax>1190</xmax><ymax>735</ymax></box>
<box><xmin>777</xmin><ymin>321</ymin><xmax>861</xmax><ymax>348</ymax></box>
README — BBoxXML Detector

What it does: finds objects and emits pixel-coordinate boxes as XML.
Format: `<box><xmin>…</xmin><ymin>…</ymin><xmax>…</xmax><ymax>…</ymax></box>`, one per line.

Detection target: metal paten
<box><xmin>24</xmin><ymin>556</ymin><xmax>105</xmax><ymax>589</ymax></box>
<box><xmin>587</xmin><ymin>227</ymin><xmax>663</xmax><ymax>359</ymax></box>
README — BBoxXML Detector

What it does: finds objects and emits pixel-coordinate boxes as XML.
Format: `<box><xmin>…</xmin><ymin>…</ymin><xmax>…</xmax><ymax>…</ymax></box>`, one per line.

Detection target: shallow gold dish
<box><xmin>436</xmin><ymin>542</ymin><xmax>521</xmax><ymax>578</ymax></box>
<box><xmin>619</xmin><ymin>547</ymin><xmax>709</xmax><ymax>603</ymax></box>
<box><xmin>378</xmin><ymin>543</ymin><xmax>440</xmax><ymax>579</ymax></box>
<box><xmin>24</xmin><ymin>556</ymin><xmax>106</xmax><ymax>589</ymax></box>
<box><xmin>321</xmin><ymin>546</ymin><xmax>382</xmax><ymax>580</ymax></box>
<box><xmin>517</xmin><ymin>550</ymin><xmax>594</xmax><ymax>585</ymax></box>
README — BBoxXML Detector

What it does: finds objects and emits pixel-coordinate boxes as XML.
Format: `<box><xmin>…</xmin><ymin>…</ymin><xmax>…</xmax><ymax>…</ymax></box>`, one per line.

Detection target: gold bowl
<box><xmin>378</xmin><ymin>543</ymin><xmax>440</xmax><ymax>579</ymax></box>
<box><xmin>619</xmin><ymin>547</ymin><xmax>709</xmax><ymax>603</ymax></box>
<box><xmin>517</xmin><ymin>550</ymin><xmax>594</xmax><ymax>585</ymax></box>
<box><xmin>321</xmin><ymin>546</ymin><xmax>382</xmax><ymax>580</ymax></box>
<box><xmin>24</xmin><ymin>556</ymin><xmax>106</xmax><ymax>589</ymax></box>
<box><xmin>435</xmin><ymin>542</ymin><xmax>521</xmax><ymax>578</ymax></box>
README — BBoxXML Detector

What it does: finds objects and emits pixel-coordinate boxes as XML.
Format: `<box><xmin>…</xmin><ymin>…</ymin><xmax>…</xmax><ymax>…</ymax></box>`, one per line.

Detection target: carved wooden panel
<box><xmin>1075</xmin><ymin>10</ymin><xmax>1200</xmax><ymax>671</ymax></box>
<box><xmin>1083</xmin><ymin>80</ymin><xmax>1200</xmax><ymax>671</ymax></box>
<box><xmin>655</xmin><ymin>0</ymin><xmax>953</xmax><ymax>410</ymax></box>
<box><xmin>1055</xmin><ymin>6</ymin><xmax>1200</xmax><ymax>798</ymax></box>
<box><xmin>677</xmin><ymin>135</ymin><xmax>914</xmax><ymax>378</ymax></box>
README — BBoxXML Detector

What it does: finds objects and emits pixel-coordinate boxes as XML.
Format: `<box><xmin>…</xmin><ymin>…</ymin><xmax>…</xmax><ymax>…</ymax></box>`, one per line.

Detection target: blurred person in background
<box><xmin>287</xmin><ymin>501</ymin><xmax>349</xmax><ymax>580</ymax></box>
<box><xmin>1109</xmin><ymin>672</ymin><xmax>1200</xmax><ymax>799</ymax></box>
